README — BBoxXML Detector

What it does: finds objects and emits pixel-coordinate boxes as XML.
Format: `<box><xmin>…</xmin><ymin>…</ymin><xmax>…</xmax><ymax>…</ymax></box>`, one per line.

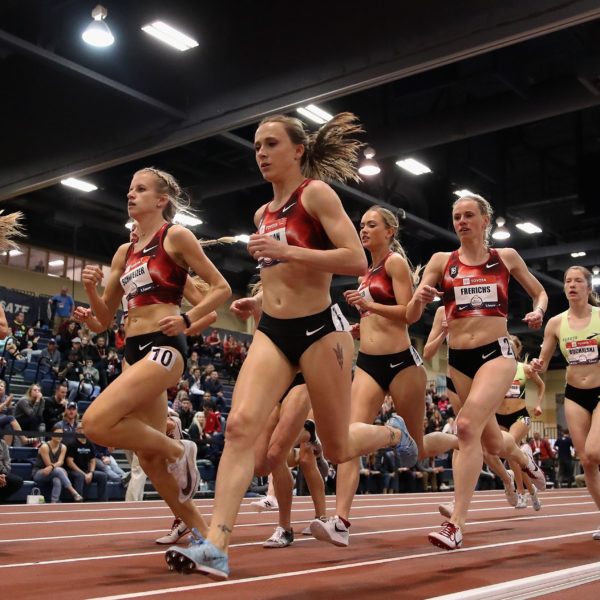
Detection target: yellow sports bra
<box><xmin>505</xmin><ymin>361</ymin><xmax>527</xmax><ymax>398</ymax></box>
<box><xmin>558</xmin><ymin>306</ymin><xmax>600</xmax><ymax>366</ymax></box>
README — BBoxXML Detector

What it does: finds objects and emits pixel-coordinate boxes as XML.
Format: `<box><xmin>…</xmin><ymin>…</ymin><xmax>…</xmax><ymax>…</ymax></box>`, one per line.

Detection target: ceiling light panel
<box><xmin>142</xmin><ymin>21</ymin><xmax>199</xmax><ymax>52</ymax></box>
<box><xmin>296</xmin><ymin>104</ymin><xmax>333</xmax><ymax>124</ymax></box>
<box><xmin>395</xmin><ymin>158</ymin><xmax>432</xmax><ymax>176</ymax></box>
<box><xmin>516</xmin><ymin>222</ymin><xmax>542</xmax><ymax>234</ymax></box>
<box><xmin>61</xmin><ymin>178</ymin><xmax>98</xmax><ymax>192</ymax></box>
<box><xmin>173</xmin><ymin>212</ymin><xmax>202</xmax><ymax>227</ymax></box>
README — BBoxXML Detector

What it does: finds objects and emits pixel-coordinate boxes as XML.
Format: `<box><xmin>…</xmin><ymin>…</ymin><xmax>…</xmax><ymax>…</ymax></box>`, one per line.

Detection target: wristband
<box><xmin>181</xmin><ymin>313</ymin><xmax>192</xmax><ymax>328</ymax></box>
<box><xmin>535</xmin><ymin>306</ymin><xmax>546</xmax><ymax>316</ymax></box>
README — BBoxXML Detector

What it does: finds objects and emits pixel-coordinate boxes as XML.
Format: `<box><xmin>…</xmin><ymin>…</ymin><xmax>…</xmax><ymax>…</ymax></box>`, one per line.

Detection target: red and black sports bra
<box><xmin>257</xmin><ymin>179</ymin><xmax>333</xmax><ymax>268</ymax></box>
<box><xmin>441</xmin><ymin>248</ymin><xmax>510</xmax><ymax>321</ymax></box>
<box><xmin>120</xmin><ymin>223</ymin><xmax>187</xmax><ymax>311</ymax></box>
<box><xmin>357</xmin><ymin>251</ymin><xmax>396</xmax><ymax>317</ymax></box>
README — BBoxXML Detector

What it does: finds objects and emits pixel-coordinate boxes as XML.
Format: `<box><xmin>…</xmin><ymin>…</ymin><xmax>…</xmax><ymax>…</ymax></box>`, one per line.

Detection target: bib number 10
<box><xmin>147</xmin><ymin>346</ymin><xmax>176</xmax><ymax>371</ymax></box>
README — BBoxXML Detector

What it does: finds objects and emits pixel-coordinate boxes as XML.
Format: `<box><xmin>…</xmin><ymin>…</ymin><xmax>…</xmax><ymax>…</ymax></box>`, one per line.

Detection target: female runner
<box><xmin>76</xmin><ymin>168</ymin><xmax>230</xmax><ymax>543</ymax></box>
<box><xmin>496</xmin><ymin>335</ymin><xmax>544</xmax><ymax>510</ymax></box>
<box><xmin>407</xmin><ymin>193</ymin><xmax>547</xmax><ymax>550</ymax></box>
<box><xmin>0</xmin><ymin>211</ymin><xmax>24</xmax><ymax>338</ymax></box>
<box><xmin>531</xmin><ymin>266</ymin><xmax>600</xmax><ymax>538</ymax></box>
<box><xmin>311</xmin><ymin>205</ymin><xmax>432</xmax><ymax>546</ymax></box>
<box><xmin>166</xmin><ymin>113</ymin><xmax>415</xmax><ymax>579</ymax></box>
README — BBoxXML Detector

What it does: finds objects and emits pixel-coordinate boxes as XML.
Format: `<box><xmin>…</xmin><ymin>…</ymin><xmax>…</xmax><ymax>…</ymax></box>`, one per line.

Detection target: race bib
<box><xmin>505</xmin><ymin>380</ymin><xmax>521</xmax><ymax>398</ymax></box>
<box><xmin>259</xmin><ymin>218</ymin><xmax>288</xmax><ymax>268</ymax></box>
<box><xmin>147</xmin><ymin>346</ymin><xmax>177</xmax><ymax>371</ymax></box>
<box><xmin>453</xmin><ymin>276</ymin><xmax>498</xmax><ymax>311</ymax></box>
<box><xmin>566</xmin><ymin>339</ymin><xmax>599</xmax><ymax>365</ymax></box>
<box><xmin>120</xmin><ymin>257</ymin><xmax>154</xmax><ymax>299</ymax></box>
<box><xmin>330</xmin><ymin>304</ymin><xmax>351</xmax><ymax>332</ymax></box>
<box><xmin>497</xmin><ymin>336</ymin><xmax>514</xmax><ymax>358</ymax></box>
<box><xmin>357</xmin><ymin>284</ymin><xmax>374</xmax><ymax>304</ymax></box>
<box><xmin>410</xmin><ymin>346</ymin><xmax>424</xmax><ymax>367</ymax></box>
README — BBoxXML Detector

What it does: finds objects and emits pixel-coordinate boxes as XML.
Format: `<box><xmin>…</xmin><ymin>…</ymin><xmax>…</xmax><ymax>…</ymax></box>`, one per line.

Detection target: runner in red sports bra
<box><xmin>74</xmin><ymin>168</ymin><xmax>230</xmax><ymax>549</ymax></box>
<box><xmin>257</xmin><ymin>178</ymin><xmax>332</xmax><ymax>268</ymax></box>
<box><xmin>407</xmin><ymin>193</ymin><xmax>548</xmax><ymax>551</ymax></box>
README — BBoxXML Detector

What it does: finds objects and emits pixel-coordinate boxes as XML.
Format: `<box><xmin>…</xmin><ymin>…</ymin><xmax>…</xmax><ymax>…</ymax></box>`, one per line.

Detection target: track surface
<box><xmin>1</xmin><ymin>489</ymin><xmax>599</xmax><ymax>599</ymax></box>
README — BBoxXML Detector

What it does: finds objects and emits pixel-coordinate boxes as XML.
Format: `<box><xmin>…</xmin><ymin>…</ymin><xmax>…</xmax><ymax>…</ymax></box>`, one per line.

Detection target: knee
<box><xmin>223</xmin><ymin>413</ymin><xmax>258</xmax><ymax>448</ymax></box>
<box><xmin>456</xmin><ymin>417</ymin><xmax>480</xmax><ymax>445</ymax></box>
<box><xmin>265</xmin><ymin>444</ymin><xmax>288</xmax><ymax>472</ymax></box>
<box><xmin>81</xmin><ymin>413</ymin><xmax>103</xmax><ymax>445</ymax></box>
<box><xmin>321</xmin><ymin>442</ymin><xmax>348</xmax><ymax>465</ymax></box>
<box><xmin>581</xmin><ymin>453</ymin><xmax>600</xmax><ymax>470</ymax></box>
<box><xmin>254</xmin><ymin>455</ymin><xmax>270</xmax><ymax>477</ymax></box>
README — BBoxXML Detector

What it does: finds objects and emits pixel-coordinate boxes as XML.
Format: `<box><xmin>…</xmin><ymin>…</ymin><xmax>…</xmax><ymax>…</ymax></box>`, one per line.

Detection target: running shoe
<box><xmin>593</xmin><ymin>527</ymin><xmax>600</xmax><ymax>541</ymax></box>
<box><xmin>515</xmin><ymin>493</ymin><xmax>527</xmax><ymax>509</ymax></box>
<box><xmin>310</xmin><ymin>515</ymin><xmax>349</xmax><ymax>547</ymax></box>
<box><xmin>304</xmin><ymin>419</ymin><xmax>317</xmax><ymax>444</ymax></box>
<box><xmin>428</xmin><ymin>521</ymin><xmax>463</xmax><ymax>550</ymax></box>
<box><xmin>263</xmin><ymin>526</ymin><xmax>294</xmax><ymax>548</ymax></box>
<box><xmin>503</xmin><ymin>470</ymin><xmax>518</xmax><ymax>507</ymax></box>
<box><xmin>167</xmin><ymin>440</ymin><xmax>200</xmax><ymax>503</ymax></box>
<box><xmin>520</xmin><ymin>442</ymin><xmax>534</xmax><ymax>460</ymax></box>
<box><xmin>529</xmin><ymin>487</ymin><xmax>542</xmax><ymax>512</ymax></box>
<box><xmin>301</xmin><ymin>523</ymin><xmax>315</xmax><ymax>536</ymax></box>
<box><xmin>250</xmin><ymin>495</ymin><xmax>279</xmax><ymax>512</ymax></box>
<box><xmin>387</xmin><ymin>415</ymin><xmax>418</xmax><ymax>468</ymax></box>
<box><xmin>521</xmin><ymin>456</ymin><xmax>547</xmax><ymax>491</ymax></box>
<box><xmin>167</xmin><ymin>415</ymin><xmax>183</xmax><ymax>440</ymax></box>
<box><xmin>165</xmin><ymin>530</ymin><xmax>229</xmax><ymax>580</ymax></box>
<box><xmin>156</xmin><ymin>517</ymin><xmax>190</xmax><ymax>544</ymax></box>
<box><xmin>438</xmin><ymin>501</ymin><xmax>454</xmax><ymax>519</ymax></box>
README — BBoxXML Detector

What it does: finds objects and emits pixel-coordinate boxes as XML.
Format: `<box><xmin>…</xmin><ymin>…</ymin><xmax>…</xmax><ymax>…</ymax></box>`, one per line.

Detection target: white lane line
<box><xmin>426</xmin><ymin>560</ymin><xmax>600</xmax><ymax>600</ymax></box>
<box><xmin>0</xmin><ymin>495</ymin><xmax>588</xmax><ymax>526</ymax></box>
<box><xmin>85</xmin><ymin>529</ymin><xmax>598</xmax><ymax>600</ymax></box>
<box><xmin>1</xmin><ymin>509</ymin><xmax>596</xmax><ymax>569</ymax></box>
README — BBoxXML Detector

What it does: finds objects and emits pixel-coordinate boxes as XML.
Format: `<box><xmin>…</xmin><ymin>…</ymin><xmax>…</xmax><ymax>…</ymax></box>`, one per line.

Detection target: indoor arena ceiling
<box><xmin>2</xmin><ymin>0</ymin><xmax>600</xmax><ymax>353</ymax></box>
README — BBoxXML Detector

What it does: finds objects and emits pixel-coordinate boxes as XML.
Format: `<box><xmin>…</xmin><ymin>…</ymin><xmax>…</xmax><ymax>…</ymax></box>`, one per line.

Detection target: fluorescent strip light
<box><xmin>235</xmin><ymin>234</ymin><xmax>250</xmax><ymax>244</ymax></box>
<box><xmin>1</xmin><ymin>250</ymin><xmax>23</xmax><ymax>257</ymax></box>
<box><xmin>516</xmin><ymin>222</ymin><xmax>542</xmax><ymax>234</ymax></box>
<box><xmin>453</xmin><ymin>189</ymin><xmax>475</xmax><ymax>197</ymax></box>
<box><xmin>173</xmin><ymin>212</ymin><xmax>203</xmax><ymax>227</ymax></box>
<box><xmin>296</xmin><ymin>104</ymin><xmax>333</xmax><ymax>125</ymax></box>
<box><xmin>395</xmin><ymin>158</ymin><xmax>432</xmax><ymax>176</ymax></box>
<box><xmin>49</xmin><ymin>259</ymin><xmax>64</xmax><ymax>267</ymax></box>
<box><xmin>570</xmin><ymin>251</ymin><xmax>586</xmax><ymax>258</ymax></box>
<box><xmin>61</xmin><ymin>178</ymin><xmax>98</xmax><ymax>192</ymax></box>
<box><xmin>142</xmin><ymin>21</ymin><xmax>198</xmax><ymax>52</ymax></box>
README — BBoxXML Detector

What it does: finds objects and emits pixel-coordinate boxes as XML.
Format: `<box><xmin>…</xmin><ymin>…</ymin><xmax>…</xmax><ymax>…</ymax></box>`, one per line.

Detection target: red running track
<box><xmin>1</xmin><ymin>489</ymin><xmax>599</xmax><ymax>599</ymax></box>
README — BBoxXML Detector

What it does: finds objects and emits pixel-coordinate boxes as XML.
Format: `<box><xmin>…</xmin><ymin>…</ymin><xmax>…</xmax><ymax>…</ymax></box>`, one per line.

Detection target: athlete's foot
<box><xmin>387</xmin><ymin>415</ymin><xmax>418</xmax><ymax>468</ymax></box>
<box><xmin>165</xmin><ymin>530</ymin><xmax>229</xmax><ymax>580</ymax></box>
<box><xmin>428</xmin><ymin>521</ymin><xmax>463</xmax><ymax>550</ymax></box>
<box><xmin>521</xmin><ymin>457</ymin><xmax>546</xmax><ymax>491</ymax></box>
<box><xmin>167</xmin><ymin>440</ymin><xmax>199</xmax><ymax>503</ymax></box>
<box><xmin>309</xmin><ymin>515</ymin><xmax>350</xmax><ymax>547</ymax></box>
<box><xmin>250</xmin><ymin>495</ymin><xmax>279</xmax><ymax>512</ymax></box>
<box><xmin>529</xmin><ymin>487</ymin><xmax>542</xmax><ymax>512</ymax></box>
<box><xmin>438</xmin><ymin>501</ymin><xmax>454</xmax><ymax>519</ymax></box>
<box><xmin>156</xmin><ymin>517</ymin><xmax>190</xmax><ymax>544</ymax></box>
<box><xmin>515</xmin><ymin>493</ymin><xmax>527</xmax><ymax>509</ymax></box>
<box><xmin>503</xmin><ymin>470</ymin><xmax>518</xmax><ymax>507</ymax></box>
<box><xmin>263</xmin><ymin>526</ymin><xmax>294</xmax><ymax>548</ymax></box>
<box><xmin>303</xmin><ymin>419</ymin><xmax>317</xmax><ymax>444</ymax></box>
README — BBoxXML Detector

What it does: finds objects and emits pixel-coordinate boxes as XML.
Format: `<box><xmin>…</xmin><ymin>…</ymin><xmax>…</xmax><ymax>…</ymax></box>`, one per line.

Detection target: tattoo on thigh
<box><xmin>218</xmin><ymin>523</ymin><xmax>232</xmax><ymax>535</ymax></box>
<box><xmin>333</xmin><ymin>343</ymin><xmax>344</xmax><ymax>370</ymax></box>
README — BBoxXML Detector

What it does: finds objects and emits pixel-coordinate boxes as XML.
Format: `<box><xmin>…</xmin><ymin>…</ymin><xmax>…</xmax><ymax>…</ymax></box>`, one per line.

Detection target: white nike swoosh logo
<box><xmin>482</xmin><ymin>350</ymin><xmax>496</xmax><ymax>359</ymax></box>
<box><xmin>486</xmin><ymin>262</ymin><xmax>498</xmax><ymax>268</ymax></box>
<box><xmin>281</xmin><ymin>202</ymin><xmax>296</xmax><ymax>214</ymax></box>
<box><xmin>390</xmin><ymin>362</ymin><xmax>404</xmax><ymax>368</ymax></box>
<box><xmin>306</xmin><ymin>325</ymin><xmax>325</xmax><ymax>336</ymax></box>
<box><xmin>139</xmin><ymin>341</ymin><xmax>153</xmax><ymax>351</ymax></box>
<box><xmin>142</xmin><ymin>245</ymin><xmax>158</xmax><ymax>254</ymax></box>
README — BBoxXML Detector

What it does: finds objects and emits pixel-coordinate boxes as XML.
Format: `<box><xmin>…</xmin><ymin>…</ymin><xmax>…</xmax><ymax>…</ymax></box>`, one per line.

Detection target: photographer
<box><xmin>59</xmin><ymin>350</ymin><xmax>92</xmax><ymax>403</ymax></box>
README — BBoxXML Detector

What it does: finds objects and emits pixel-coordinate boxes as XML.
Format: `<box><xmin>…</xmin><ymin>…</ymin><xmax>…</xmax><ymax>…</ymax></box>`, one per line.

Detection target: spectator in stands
<box><xmin>379</xmin><ymin>394</ymin><xmax>394</xmax><ymax>423</ymax></box>
<box><xmin>40</xmin><ymin>338</ymin><xmax>61</xmax><ymax>375</ymax></box>
<box><xmin>14</xmin><ymin>383</ymin><xmax>45</xmax><ymax>432</ymax></box>
<box><xmin>442</xmin><ymin>417</ymin><xmax>455</xmax><ymax>435</ymax></box>
<box><xmin>200</xmin><ymin>363</ymin><xmax>215</xmax><ymax>386</ymax></box>
<box><xmin>69</xmin><ymin>337</ymin><xmax>84</xmax><ymax>362</ymax></box>
<box><xmin>554</xmin><ymin>429</ymin><xmax>576</xmax><ymax>488</ymax></box>
<box><xmin>21</xmin><ymin>327</ymin><xmax>41</xmax><ymax>360</ymax></box>
<box><xmin>55</xmin><ymin>401</ymin><xmax>79</xmax><ymax>445</ymax></box>
<box><xmin>10</xmin><ymin>311</ymin><xmax>27</xmax><ymax>348</ymax></box>
<box><xmin>188</xmin><ymin>411</ymin><xmax>211</xmax><ymax>459</ymax></box>
<box><xmin>94</xmin><ymin>445</ymin><xmax>128</xmax><ymax>483</ymax></box>
<box><xmin>204</xmin><ymin>370</ymin><xmax>225</xmax><ymax>412</ymax></box>
<box><xmin>171</xmin><ymin>379</ymin><xmax>190</xmax><ymax>412</ymax></box>
<box><xmin>114</xmin><ymin>322</ymin><xmax>126</xmax><ymax>354</ymax></box>
<box><xmin>206</xmin><ymin>329</ymin><xmax>222</xmax><ymax>357</ymax></box>
<box><xmin>49</xmin><ymin>286</ymin><xmax>74</xmax><ymax>333</ymax></box>
<box><xmin>66</xmin><ymin>424</ymin><xmax>108</xmax><ymax>501</ymax></box>
<box><xmin>378</xmin><ymin>447</ymin><xmax>398</xmax><ymax>494</ymax></box>
<box><xmin>416</xmin><ymin>457</ymin><xmax>445</xmax><ymax>492</ymax></box>
<box><xmin>186</xmin><ymin>350</ymin><xmax>200</xmax><ymax>375</ymax></box>
<box><xmin>0</xmin><ymin>381</ymin><xmax>34</xmax><ymax>446</ymax></box>
<box><xmin>32</xmin><ymin>425</ymin><xmax>82</xmax><ymax>502</ymax></box>
<box><xmin>60</xmin><ymin>350</ymin><xmax>92</xmax><ymax>403</ymax></box>
<box><xmin>426</xmin><ymin>408</ymin><xmax>444</xmax><ymax>434</ymax></box>
<box><xmin>4</xmin><ymin>339</ymin><xmax>25</xmax><ymax>362</ymax></box>
<box><xmin>82</xmin><ymin>359</ymin><xmax>100</xmax><ymax>392</ymax></box>
<box><xmin>88</xmin><ymin>335</ymin><xmax>108</xmax><ymax>390</ymax></box>
<box><xmin>530</xmin><ymin>431</ymin><xmax>556</xmax><ymax>484</ymax></box>
<box><xmin>0</xmin><ymin>437</ymin><xmax>23</xmax><ymax>502</ymax></box>
<box><xmin>57</xmin><ymin>320</ymin><xmax>79</xmax><ymax>357</ymax></box>
<box><xmin>106</xmin><ymin>348</ymin><xmax>121</xmax><ymax>385</ymax></box>
<box><xmin>202</xmin><ymin>401</ymin><xmax>222</xmax><ymax>437</ymax></box>
<box><xmin>43</xmin><ymin>382</ymin><xmax>69</xmax><ymax>431</ymax></box>
<box><xmin>187</xmin><ymin>367</ymin><xmax>204</xmax><ymax>411</ymax></box>
<box><xmin>177</xmin><ymin>397</ymin><xmax>195</xmax><ymax>432</ymax></box>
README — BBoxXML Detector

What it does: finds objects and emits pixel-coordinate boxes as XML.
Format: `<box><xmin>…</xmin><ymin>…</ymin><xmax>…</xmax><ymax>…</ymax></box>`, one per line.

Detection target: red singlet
<box><xmin>257</xmin><ymin>179</ymin><xmax>333</xmax><ymax>268</ymax></box>
<box><xmin>120</xmin><ymin>223</ymin><xmax>187</xmax><ymax>311</ymax></box>
<box><xmin>441</xmin><ymin>248</ymin><xmax>509</xmax><ymax>321</ymax></box>
<box><xmin>357</xmin><ymin>251</ymin><xmax>396</xmax><ymax>317</ymax></box>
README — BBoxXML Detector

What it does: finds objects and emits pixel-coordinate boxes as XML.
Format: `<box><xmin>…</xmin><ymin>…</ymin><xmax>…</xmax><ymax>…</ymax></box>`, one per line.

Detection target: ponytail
<box><xmin>0</xmin><ymin>211</ymin><xmax>25</xmax><ymax>252</ymax></box>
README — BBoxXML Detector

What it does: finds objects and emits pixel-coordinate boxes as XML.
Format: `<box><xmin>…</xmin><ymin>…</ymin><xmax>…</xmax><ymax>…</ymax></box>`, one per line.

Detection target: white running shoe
<box><xmin>167</xmin><ymin>440</ymin><xmax>199</xmax><ymax>503</ymax></box>
<box><xmin>520</xmin><ymin>442</ymin><xmax>534</xmax><ymax>460</ymax></box>
<box><xmin>155</xmin><ymin>517</ymin><xmax>190</xmax><ymax>544</ymax></box>
<box><xmin>515</xmin><ymin>493</ymin><xmax>527</xmax><ymax>509</ymax></box>
<box><xmin>438</xmin><ymin>502</ymin><xmax>454</xmax><ymax>518</ymax></box>
<box><xmin>503</xmin><ymin>470</ymin><xmax>518</xmax><ymax>507</ymax></box>
<box><xmin>522</xmin><ymin>456</ymin><xmax>547</xmax><ymax>491</ymax></box>
<box><xmin>428</xmin><ymin>521</ymin><xmax>463</xmax><ymax>550</ymax></box>
<box><xmin>529</xmin><ymin>487</ymin><xmax>542</xmax><ymax>512</ymax></box>
<box><xmin>263</xmin><ymin>526</ymin><xmax>294</xmax><ymax>548</ymax></box>
<box><xmin>250</xmin><ymin>496</ymin><xmax>279</xmax><ymax>512</ymax></box>
<box><xmin>593</xmin><ymin>527</ymin><xmax>600</xmax><ymax>541</ymax></box>
<box><xmin>310</xmin><ymin>516</ymin><xmax>349</xmax><ymax>547</ymax></box>
<box><xmin>301</xmin><ymin>523</ymin><xmax>314</xmax><ymax>536</ymax></box>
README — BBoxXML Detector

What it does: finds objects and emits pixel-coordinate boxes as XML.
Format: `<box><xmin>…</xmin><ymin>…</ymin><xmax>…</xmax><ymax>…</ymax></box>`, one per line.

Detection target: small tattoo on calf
<box><xmin>389</xmin><ymin>427</ymin><xmax>397</xmax><ymax>446</ymax></box>
<box><xmin>333</xmin><ymin>343</ymin><xmax>344</xmax><ymax>370</ymax></box>
<box><xmin>218</xmin><ymin>523</ymin><xmax>232</xmax><ymax>534</ymax></box>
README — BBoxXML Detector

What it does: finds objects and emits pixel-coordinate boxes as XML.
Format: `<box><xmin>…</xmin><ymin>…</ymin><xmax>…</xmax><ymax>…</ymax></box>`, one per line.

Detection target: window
<box><xmin>48</xmin><ymin>253</ymin><xmax>66</xmax><ymax>278</ymax></box>
<box><xmin>29</xmin><ymin>248</ymin><xmax>48</xmax><ymax>273</ymax></box>
<box><xmin>66</xmin><ymin>257</ymin><xmax>84</xmax><ymax>282</ymax></box>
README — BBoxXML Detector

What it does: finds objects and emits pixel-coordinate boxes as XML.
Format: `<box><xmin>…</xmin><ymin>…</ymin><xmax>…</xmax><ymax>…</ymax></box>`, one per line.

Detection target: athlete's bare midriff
<box><xmin>125</xmin><ymin>303</ymin><xmax>181</xmax><ymax>337</ymax></box>
<box><xmin>447</xmin><ymin>315</ymin><xmax>508</xmax><ymax>349</ymax></box>
<box><xmin>359</xmin><ymin>314</ymin><xmax>411</xmax><ymax>355</ymax></box>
